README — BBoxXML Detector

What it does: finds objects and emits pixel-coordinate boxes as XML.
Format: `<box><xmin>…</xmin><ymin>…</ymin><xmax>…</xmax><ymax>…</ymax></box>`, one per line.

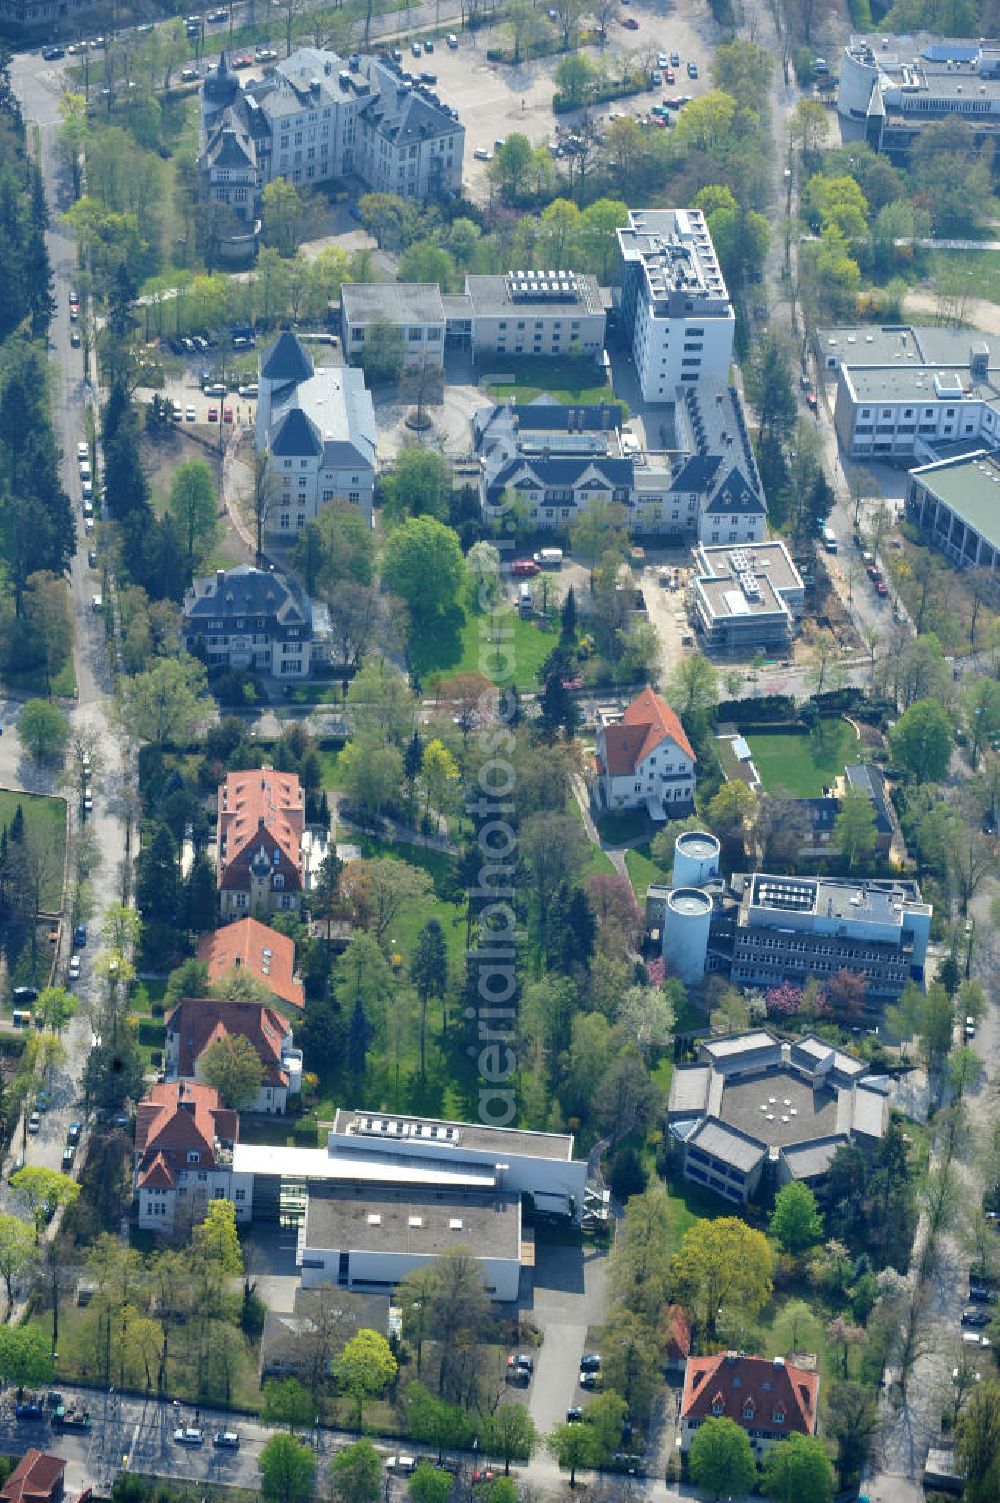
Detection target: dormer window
<box><xmin>742</xmin><ymin>1401</ymin><xmax>755</xmax><ymax>1420</ymax></box>
<box><xmin>187</xmin><ymin>1151</ymin><xmax>200</xmax><ymax>1165</ymax></box>
<box><xmin>711</xmin><ymin>1400</ymin><xmax>724</xmax><ymax>1417</ymax></box>
<box><xmin>772</xmin><ymin>1409</ymin><xmax>785</xmax><ymax>1425</ymax></box>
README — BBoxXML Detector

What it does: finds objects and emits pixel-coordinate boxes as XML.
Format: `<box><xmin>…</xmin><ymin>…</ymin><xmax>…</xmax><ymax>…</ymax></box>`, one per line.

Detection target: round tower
<box><xmin>838</xmin><ymin>40</ymin><xmax>879</xmax><ymax>120</ymax></box>
<box><xmin>662</xmin><ymin>887</ymin><xmax>713</xmax><ymax>983</ymax></box>
<box><xmin>671</xmin><ymin>830</ymin><xmax>721</xmax><ymax>889</ymax></box>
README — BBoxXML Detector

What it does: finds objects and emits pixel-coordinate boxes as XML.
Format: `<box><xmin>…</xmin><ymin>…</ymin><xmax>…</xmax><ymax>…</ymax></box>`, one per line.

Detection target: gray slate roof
<box><xmin>262</xmin><ymin>332</ymin><xmax>314</xmax><ymax>384</ymax></box>
<box><xmin>272</xmin><ymin>407</ymin><xmax>324</xmax><ymax>458</ymax></box>
<box><xmin>183</xmin><ymin>565</ymin><xmax>310</xmax><ymax>628</ymax></box>
<box><xmin>703</xmin><ymin>466</ymin><xmax>767</xmax><ymax>516</ymax></box>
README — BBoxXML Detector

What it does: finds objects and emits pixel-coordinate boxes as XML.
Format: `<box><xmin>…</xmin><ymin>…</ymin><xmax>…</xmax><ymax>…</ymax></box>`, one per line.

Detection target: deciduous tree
<box><xmin>689</xmin><ymin>1417</ymin><xmax>756</xmax><ymax>1500</ymax></box>
<box><xmin>673</xmin><ymin>1217</ymin><xmax>773</xmax><ymax>1341</ymax></box>
<box><xmin>199</xmin><ymin>1034</ymin><xmax>265</xmax><ymax>1111</ymax></box>
<box><xmin>260</xmin><ymin>1433</ymin><xmax>317</xmax><ymax>1503</ymax></box>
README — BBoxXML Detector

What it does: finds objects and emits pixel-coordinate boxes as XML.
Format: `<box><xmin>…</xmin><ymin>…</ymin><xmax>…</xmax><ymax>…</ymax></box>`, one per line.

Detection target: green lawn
<box><xmin>410</xmin><ymin>601</ymin><xmax>557</xmax><ymax>690</ymax></box>
<box><xmin>317</xmin><ymin>746</ymin><xmax>348</xmax><ymax>791</ymax></box>
<box><xmin>594</xmin><ymin>809</ymin><xmax>649</xmax><ymax>845</ymax></box>
<box><xmin>625</xmin><ymin>843</ymin><xmax>668</xmax><ymax>903</ymax></box>
<box><xmin>0</xmin><ymin>792</ymin><xmax>66</xmax><ymax>911</ymax></box>
<box><xmin>746</xmin><ymin>720</ymin><xmax>859</xmax><ymax>798</ymax></box>
<box><xmin>484</xmin><ymin>356</ymin><xmax>617</xmax><ymax>408</ymax></box>
<box><xmin>662</xmin><ymin>1175</ymin><xmax>729</xmax><ymax>1260</ymax></box>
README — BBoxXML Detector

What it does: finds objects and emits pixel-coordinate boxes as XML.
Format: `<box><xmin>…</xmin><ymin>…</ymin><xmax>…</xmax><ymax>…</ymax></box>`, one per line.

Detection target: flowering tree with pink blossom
<box><xmin>766</xmin><ymin>981</ymin><xmax>804</xmax><ymax>1018</ymax></box>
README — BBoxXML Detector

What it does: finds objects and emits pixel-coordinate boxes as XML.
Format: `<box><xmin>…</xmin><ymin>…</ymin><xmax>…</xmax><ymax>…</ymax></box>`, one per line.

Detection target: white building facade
<box><xmin>617</xmin><ymin>208</ymin><xmax>735</xmax><ymax>403</ymax></box>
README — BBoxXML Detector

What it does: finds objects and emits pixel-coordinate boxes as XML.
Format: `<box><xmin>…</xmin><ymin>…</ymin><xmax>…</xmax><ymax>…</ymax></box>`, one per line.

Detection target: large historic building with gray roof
<box><xmin>667</xmin><ymin>1031</ymin><xmax>888</xmax><ymax>1204</ymax></box>
<box><xmin>198</xmin><ymin>48</ymin><xmax>464</xmax><ymax>252</ymax></box>
<box><xmin>255</xmin><ymin>331</ymin><xmax>376</xmax><ymax>536</ymax></box>
<box><xmin>183</xmin><ymin>565</ymin><xmax>314</xmax><ymax>678</ymax></box>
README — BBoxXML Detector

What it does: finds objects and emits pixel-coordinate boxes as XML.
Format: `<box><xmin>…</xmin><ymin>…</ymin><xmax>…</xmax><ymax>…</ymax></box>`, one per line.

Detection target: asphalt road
<box><xmin>2</xmin><ymin>55</ymin><xmax>129</xmax><ymax>1220</ymax></box>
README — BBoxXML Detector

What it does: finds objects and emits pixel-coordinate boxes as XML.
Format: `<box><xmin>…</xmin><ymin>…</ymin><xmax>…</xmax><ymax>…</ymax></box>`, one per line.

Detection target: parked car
<box><xmin>61</xmin><ymin>1147</ymin><xmax>74</xmax><ymax>1171</ymax></box>
<box><xmin>965</xmin><ymin>1016</ymin><xmax>976</xmax><ymax>1039</ymax></box>
<box><xmin>657</xmin><ymin>52</ymin><xmax>668</xmax><ymax>66</ymax></box>
<box><xmin>42</xmin><ymin>46</ymin><xmax>65</xmax><ymax>60</ymax></box>
<box><xmin>213</xmin><ymin>1431</ymin><xmax>240</xmax><ymax>1449</ymax></box>
<box><xmin>208</xmin><ymin>407</ymin><xmax>218</xmax><ymax>422</ymax></box>
<box><xmin>566</xmin><ymin>1407</ymin><xmax>583</xmax><ymax>1422</ymax></box>
<box><xmin>621</xmin><ymin>15</ymin><xmax>639</xmax><ymax>27</ymax></box>
<box><xmin>13</xmin><ymin>986</ymin><xmax>37</xmax><ymax>1004</ymax></box>
<box><xmin>233</xmin><ymin>52</ymin><xmax>253</xmax><ymax>67</ymax></box>
<box><xmin>68</xmin><ymin>955</ymin><xmax>81</xmax><ymax>980</ymax></box>
<box><xmin>446</xmin><ymin>33</ymin><xmax>458</xmax><ymax>46</ymax></box>
<box><xmin>70</xmin><ymin>330</ymin><xmax>81</xmax><ymax>348</ymax></box>
<box><xmin>962</xmin><ymin>1306</ymin><xmax>991</xmax><ymax>1327</ymax></box>
<box><xmin>579</xmin><ymin>1369</ymin><xmax>598</xmax><ymax>1388</ymax></box>
<box><xmin>411</xmin><ymin>40</ymin><xmax>421</xmax><ymax>55</ymax></box>
<box><xmin>580</xmin><ymin>1353</ymin><xmax>602</xmax><ymax>1372</ymax></box>
<box><xmin>969</xmin><ymin>1284</ymin><xmax>998</xmax><ymax>1304</ymax></box>
<box><xmin>174</xmin><ymin>1428</ymin><xmax>204</xmax><ymax>1446</ymax></box>
<box><xmin>664</xmin><ymin>66</ymin><xmax>675</xmax><ymax>83</ymax></box>
<box><xmin>255</xmin><ymin>46</ymin><xmax>278</xmax><ymax>61</ymax></box>
<box><xmin>385</xmin><ymin>1457</ymin><xmax>416</xmax><ymax>1475</ymax></box>
<box><xmin>15</xmin><ymin>1404</ymin><xmax>44</xmax><ymax>1420</ymax></box>
<box><xmin>687</xmin><ymin>59</ymin><xmax>698</xmax><ymax>77</ymax></box>
<box><xmin>28</xmin><ymin>1113</ymin><xmax>40</xmax><ymax>1134</ymax></box>
<box><xmin>185</xmin><ymin>406</ymin><xmax>196</xmax><ymax>422</ymax></box>
<box><xmin>670</xmin><ymin>50</ymin><xmax>679</xmax><ymax>65</ymax></box>
<box><xmin>180</xmin><ymin>67</ymin><xmax>200</xmax><ymax>82</ymax></box>
<box><xmin>68</xmin><ymin>1122</ymin><xmax>83</xmax><ymax>1145</ymax></box>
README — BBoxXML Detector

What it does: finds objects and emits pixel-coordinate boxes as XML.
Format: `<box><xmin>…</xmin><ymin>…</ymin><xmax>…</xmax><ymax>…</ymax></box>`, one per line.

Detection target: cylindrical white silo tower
<box><xmin>838</xmin><ymin>41</ymin><xmax>879</xmax><ymax>120</ymax></box>
<box><xmin>662</xmin><ymin>888</ymin><xmax>713</xmax><ymax>983</ymax></box>
<box><xmin>671</xmin><ymin>830</ymin><xmax>721</xmax><ymax>889</ymax></box>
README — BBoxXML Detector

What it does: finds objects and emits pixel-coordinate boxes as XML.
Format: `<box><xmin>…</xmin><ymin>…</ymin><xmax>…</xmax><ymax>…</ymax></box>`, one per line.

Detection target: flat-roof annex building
<box><xmin>690</xmin><ymin>542</ymin><xmax>805</xmax><ymax>652</ymax></box>
<box><xmin>906</xmin><ymin>449</ymin><xmax>1000</xmax><ymax>594</ymax></box>
<box><xmin>668</xmin><ymin>1031</ymin><xmax>888</xmax><ymax>1203</ymax></box>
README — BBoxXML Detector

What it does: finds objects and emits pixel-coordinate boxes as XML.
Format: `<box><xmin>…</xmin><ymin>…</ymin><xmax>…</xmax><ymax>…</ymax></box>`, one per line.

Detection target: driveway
<box><xmin>526</xmin><ymin>1234</ymin><xmax>608</xmax><ymax>1438</ymax></box>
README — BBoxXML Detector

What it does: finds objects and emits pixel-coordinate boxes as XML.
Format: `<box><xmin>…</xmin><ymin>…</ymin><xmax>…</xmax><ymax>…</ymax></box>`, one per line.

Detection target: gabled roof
<box><xmin>261</xmin><ymin>331</ymin><xmax>314</xmax><ymax>385</ymax></box>
<box><xmin>135</xmin><ymin>1080</ymin><xmax>238</xmax><ymax>1190</ymax></box>
<box><xmin>207</xmin><ymin>124</ymin><xmax>255</xmax><ymax>169</ymax></box>
<box><xmin>671</xmin><ymin>454</ymin><xmax>722</xmax><ymax>493</ymax></box>
<box><xmin>166</xmin><ymin>997</ymin><xmax>292</xmax><ymax>1088</ymax></box>
<box><xmin>0</xmin><ymin>1451</ymin><xmax>65</xmax><ymax>1503</ymax></box>
<box><xmin>218</xmin><ymin>768</ymin><xmax>304</xmax><ymax>877</ymax></box>
<box><xmin>492</xmin><ymin>455</ymin><xmax>633</xmax><ymax>490</ymax></box>
<box><xmin>681</xmin><ymin>1352</ymin><xmax>819</xmax><ymax>1437</ymax></box>
<box><xmin>198</xmin><ymin>917</ymin><xmax>304</xmax><ymax>1010</ymax></box>
<box><xmin>183</xmin><ymin>565</ymin><xmax>310</xmax><ymax>629</ymax></box>
<box><xmin>599</xmin><ymin>687</ymin><xmax>695</xmax><ymax>776</ymax></box>
<box><xmin>665</xmin><ymin>1304</ymin><xmax>691</xmax><ymax>1360</ymax></box>
<box><xmin>703</xmin><ymin>465</ymin><xmax>767</xmax><ymax>516</ymax></box>
<box><xmin>271</xmin><ymin>406</ymin><xmax>324</xmax><ymax>458</ymax></box>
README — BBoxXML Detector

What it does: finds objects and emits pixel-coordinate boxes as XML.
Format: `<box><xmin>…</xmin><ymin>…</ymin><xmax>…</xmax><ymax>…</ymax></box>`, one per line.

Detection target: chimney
<box><xmin>216</xmin><ymin>569</ymin><xmax>225</xmax><ymax>588</ymax></box>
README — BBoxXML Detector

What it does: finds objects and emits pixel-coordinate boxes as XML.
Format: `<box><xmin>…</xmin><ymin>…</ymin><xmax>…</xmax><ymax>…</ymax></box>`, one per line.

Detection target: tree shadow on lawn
<box><xmin>408</xmin><ymin>604</ymin><xmax>465</xmax><ymax>678</ymax></box>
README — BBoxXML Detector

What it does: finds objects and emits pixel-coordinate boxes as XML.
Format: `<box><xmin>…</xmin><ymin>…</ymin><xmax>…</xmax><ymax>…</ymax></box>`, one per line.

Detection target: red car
<box><xmin>208</xmin><ymin>406</ymin><xmax>218</xmax><ymax>422</ymax></box>
<box><xmin>622</xmin><ymin>16</ymin><xmax>639</xmax><ymax>28</ymax></box>
<box><xmin>232</xmin><ymin>52</ymin><xmax>253</xmax><ymax>67</ymax></box>
<box><xmin>664</xmin><ymin>66</ymin><xmax>675</xmax><ymax>83</ymax></box>
<box><xmin>875</xmin><ymin>580</ymin><xmax>889</xmax><ymax>596</ymax></box>
<box><xmin>805</xmin><ymin>390</ymin><xmax>818</xmax><ymax>411</ymax></box>
<box><xmin>512</xmin><ymin>559</ymin><xmax>540</xmax><ymax>577</ymax></box>
<box><xmin>223</xmin><ymin>406</ymin><xmax>234</xmax><ymax>423</ymax></box>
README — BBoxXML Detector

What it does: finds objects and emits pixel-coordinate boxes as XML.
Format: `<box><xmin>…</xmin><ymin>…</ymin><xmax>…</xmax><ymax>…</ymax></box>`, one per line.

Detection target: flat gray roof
<box><xmin>688</xmin><ymin>1118</ymin><xmax>767</xmax><ymax>1175</ymax></box>
<box><xmin>779</xmin><ymin>1136</ymin><xmax>846</xmax><ymax>1181</ymax></box>
<box><xmin>332</xmin><ymin>1108</ymin><xmax>576</xmax><ymax>1161</ymax></box>
<box><xmin>720</xmin><ymin>1068</ymin><xmax>840</xmax><ymax>1149</ymax></box>
<box><xmin>464</xmin><ymin>272</ymin><xmax>603</xmax><ymax>318</ymax></box>
<box><xmin>693</xmin><ymin>542</ymin><xmax>804</xmax><ymax>622</ymax></box>
<box><xmin>817</xmin><ymin>324</ymin><xmax>998</xmax><ymax>369</ymax></box>
<box><xmin>846</xmin><ymin>367</ymin><xmax>996</xmax><ymax>405</ymax></box>
<box><xmin>668</xmin><ymin>1066</ymin><xmax>711</xmax><ymax>1116</ymax></box>
<box><xmin>852</xmin><ymin>1086</ymin><xmax>888</xmax><ymax>1139</ymax></box>
<box><xmin>303</xmin><ymin>1187</ymin><xmax>521</xmax><ymax>1259</ymax></box>
<box><xmin>342</xmin><ymin>282</ymin><xmax>445</xmax><ymax>325</ymax></box>
<box><xmin>704</xmin><ymin>1030</ymin><xmax>777</xmax><ymax>1060</ymax></box>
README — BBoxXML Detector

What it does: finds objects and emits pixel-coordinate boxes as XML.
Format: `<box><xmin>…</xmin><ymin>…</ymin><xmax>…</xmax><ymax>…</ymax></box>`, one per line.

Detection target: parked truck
<box><xmin>533</xmin><ymin>548</ymin><xmax>563</xmax><ymax>568</ymax></box>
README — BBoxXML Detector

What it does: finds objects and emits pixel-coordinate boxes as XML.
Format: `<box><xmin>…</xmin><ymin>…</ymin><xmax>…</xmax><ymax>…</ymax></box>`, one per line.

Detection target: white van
<box><xmin>533</xmin><ymin>548</ymin><xmax>564</xmax><ymax>568</ymax></box>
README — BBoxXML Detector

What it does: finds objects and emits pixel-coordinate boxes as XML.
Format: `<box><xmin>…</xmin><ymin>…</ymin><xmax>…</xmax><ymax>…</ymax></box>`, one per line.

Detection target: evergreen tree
<box><xmin>539</xmin><ymin>673</ymin><xmax>576</xmax><ymax>740</ymax></box>
<box><xmin>547</xmin><ymin>882</ymin><xmax>595</xmax><ymax>973</ymax></box>
<box><xmin>347</xmin><ymin>997</ymin><xmax>373</xmax><ymax>1076</ymax></box>
<box><xmin>184</xmin><ymin>851</ymin><xmax>218</xmax><ymax>933</ymax></box>
<box><xmin>411</xmin><ymin>918</ymin><xmax>449</xmax><ymax>1073</ymax></box>
<box><xmin>560</xmin><ymin>585</ymin><xmax>577</xmax><ymax>643</ymax></box>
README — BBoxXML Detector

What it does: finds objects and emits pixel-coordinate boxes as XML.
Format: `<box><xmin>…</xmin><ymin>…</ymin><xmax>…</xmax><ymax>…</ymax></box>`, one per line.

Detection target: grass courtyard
<box><xmin>484</xmin><ymin>355</ymin><xmax>618</xmax><ymax>408</ymax></box>
<box><xmin>409</xmin><ymin>597</ymin><xmax>558</xmax><ymax>689</ymax></box>
<box><xmin>0</xmin><ymin>791</ymin><xmax>66</xmax><ymax>911</ymax></box>
<box><xmin>746</xmin><ymin>719</ymin><xmax>860</xmax><ymax>798</ymax></box>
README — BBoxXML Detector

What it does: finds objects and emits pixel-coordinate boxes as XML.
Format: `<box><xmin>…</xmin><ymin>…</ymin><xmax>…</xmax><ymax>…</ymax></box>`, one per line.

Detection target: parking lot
<box><xmin>411</xmin><ymin>3</ymin><xmax>715</xmax><ymax>198</ymax></box>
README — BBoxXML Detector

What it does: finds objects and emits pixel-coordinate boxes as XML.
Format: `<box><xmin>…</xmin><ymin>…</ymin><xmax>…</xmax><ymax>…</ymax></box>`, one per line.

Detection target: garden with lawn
<box><xmin>408</xmin><ymin>591</ymin><xmax>559</xmax><ymax>689</ymax></box>
<box><xmin>485</xmin><ymin>355</ymin><xmax>620</xmax><ymax>408</ymax></box>
<box><xmin>746</xmin><ymin>719</ymin><xmax>860</xmax><ymax>798</ymax></box>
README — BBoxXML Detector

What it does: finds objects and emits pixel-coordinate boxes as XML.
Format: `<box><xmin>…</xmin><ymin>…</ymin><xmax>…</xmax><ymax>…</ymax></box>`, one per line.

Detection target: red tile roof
<box><xmin>198</xmin><ymin>918</ymin><xmax>304</xmax><ymax>1010</ymax></box>
<box><xmin>135</xmin><ymin>1080</ymin><xmax>238</xmax><ymax>1192</ymax></box>
<box><xmin>1</xmin><ymin>1451</ymin><xmax>65</xmax><ymax>1503</ymax></box>
<box><xmin>218</xmin><ymin>769</ymin><xmax>304</xmax><ymax>890</ymax></box>
<box><xmin>665</xmin><ymin>1304</ymin><xmax>691</xmax><ymax>1361</ymax></box>
<box><xmin>600</xmin><ymin>687</ymin><xmax>695</xmax><ymax>777</ymax></box>
<box><xmin>681</xmin><ymin>1353</ymin><xmax>818</xmax><ymax>1439</ymax></box>
<box><xmin>166</xmin><ymin>998</ymin><xmax>292</xmax><ymax>1088</ymax></box>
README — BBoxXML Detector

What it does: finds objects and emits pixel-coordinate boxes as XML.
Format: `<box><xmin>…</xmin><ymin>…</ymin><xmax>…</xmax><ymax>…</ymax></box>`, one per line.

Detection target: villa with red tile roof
<box><xmin>592</xmin><ymin>687</ymin><xmax>696</xmax><ymax>820</ymax></box>
<box><xmin>217</xmin><ymin>769</ymin><xmax>305</xmax><ymax>920</ymax></box>
<box><xmin>0</xmin><ymin>1452</ymin><xmax>65</xmax><ymax>1503</ymax></box>
<box><xmin>165</xmin><ymin>998</ymin><xmax>303</xmax><ymax>1114</ymax></box>
<box><xmin>680</xmin><ymin>1352</ymin><xmax>819</xmax><ymax>1458</ymax></box>
<box><xmin>134</xmin><ymin>1079</ymin><xmax>252</xmax><ymax>1232</ymax></box>
<box><xmin>198</xmin><ymin>917</ymin><xmax>304</xmax><ymax>1011</ymax></box>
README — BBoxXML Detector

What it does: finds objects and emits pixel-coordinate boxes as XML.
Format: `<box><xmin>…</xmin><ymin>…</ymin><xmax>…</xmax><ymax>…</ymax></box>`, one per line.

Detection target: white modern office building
<box><xmin>616</xmin><ymin>208</ymin><xmax>735</xmax><ymax>403</ymax></box>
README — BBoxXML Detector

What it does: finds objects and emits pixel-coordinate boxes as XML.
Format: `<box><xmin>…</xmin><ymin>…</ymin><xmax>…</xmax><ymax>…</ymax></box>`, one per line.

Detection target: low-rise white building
<box><xmin>298</xmin><ymin>1187</ymin><xmax>522</xmax><ymax>1299</ymax></box>
<box><xmin>256</xmin><ymin>332</ymin><xmax>376</xmax><ymax>537</ymax></box>
<box><xmin>463</xmin><ymin>270</ymin><xmax>605</xmax><ymax>360</ymax></box>
<box><xmin>592</xmin><ymin>686</ymin><xmax>696</xmax><ymax>819</ymax></box>
<box><xmin>690</xmin><ymin>541</ymin><xmax>804</xmax><ymax>652</ymax></box>
<box><xmin>340</xmin><ymin>283</ymin><xmax>446</xmax><ymax>367</ymax></box>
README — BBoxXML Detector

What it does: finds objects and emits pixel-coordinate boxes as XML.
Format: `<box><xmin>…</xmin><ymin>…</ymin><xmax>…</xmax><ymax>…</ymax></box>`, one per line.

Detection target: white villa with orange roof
<box><xmin>592</xmin><ymin>686</ymin><xmax>696</xmax><ymax>820</ymax></box>
<box><xmin>134</xmin><ymin>1079</ymin><xmax>251</xmax><ymax>1231</ymax></box>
